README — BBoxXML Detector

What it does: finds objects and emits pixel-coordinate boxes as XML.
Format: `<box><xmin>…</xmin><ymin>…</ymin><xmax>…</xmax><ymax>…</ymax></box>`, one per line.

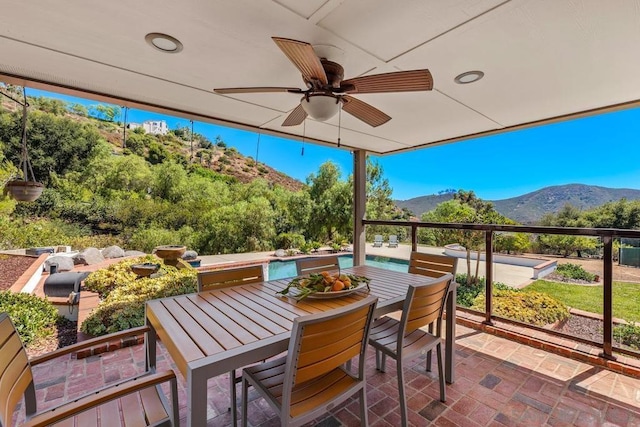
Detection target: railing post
<box><xmin>601</xmin><ymin>235</ymin><xmax>616</xmax><ymax>360</ymax></box>
<box><xmin>411</xmin><ymin>224</ymin><xmax>418</xmax><ymax>252</ymax></box>
<box><xmin>483</xmin><ymin>230</ymin><xmax>493</xmax><ymax>325</ymax></box>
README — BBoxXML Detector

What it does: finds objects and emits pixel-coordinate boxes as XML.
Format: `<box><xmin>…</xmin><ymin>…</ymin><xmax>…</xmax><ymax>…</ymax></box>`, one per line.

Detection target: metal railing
<box><xmin>364</xmin><ymin>219</ymin><xmax>640</xmax><ymax>360</ymax></box>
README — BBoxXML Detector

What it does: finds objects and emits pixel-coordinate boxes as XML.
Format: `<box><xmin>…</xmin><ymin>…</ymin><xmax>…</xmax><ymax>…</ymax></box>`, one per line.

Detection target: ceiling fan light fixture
<box><xmin>300</xmin><ymin>94</ymin><xmax>340</xmax><ymax>121</ymax></box>
<box><xmin>454</xmin><ymin>70</ymin><xmax>484</xmax><ymax>84</ymax></box>
<box><xmin>145</xmin><ymin>33</ymin><xmax>183</xmax><ymax>53</ymax></box>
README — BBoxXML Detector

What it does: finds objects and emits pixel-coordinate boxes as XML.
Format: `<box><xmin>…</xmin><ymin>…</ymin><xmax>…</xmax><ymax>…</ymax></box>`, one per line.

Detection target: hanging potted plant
<box><xmin>2</xmin><ymin>87</ymin><xmax>44</xmax><ymax>202</ymax></box>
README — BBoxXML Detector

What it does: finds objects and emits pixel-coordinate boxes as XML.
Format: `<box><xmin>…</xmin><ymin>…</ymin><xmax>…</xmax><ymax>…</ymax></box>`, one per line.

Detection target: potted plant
<box><xmin>2</xmin><ymin>87</ymin><xmax>44</xmax><ymax>202</ymax></box>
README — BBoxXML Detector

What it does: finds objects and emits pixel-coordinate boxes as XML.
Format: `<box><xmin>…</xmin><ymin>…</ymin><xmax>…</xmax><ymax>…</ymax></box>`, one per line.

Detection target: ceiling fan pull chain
<box><xmin>301</xmin><ymin>120</ymin><xmax>305</xmax><ymax>156</ymax></box>
<box><xmin>337</xmin><ymin>101</ymin><xmax>342</xmax><ymax>148</ymax></box>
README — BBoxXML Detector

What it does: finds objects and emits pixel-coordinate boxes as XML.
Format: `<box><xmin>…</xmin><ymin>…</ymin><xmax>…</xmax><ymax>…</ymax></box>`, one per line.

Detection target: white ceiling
<box><xmin>1</xmin><ymin>0</ymin><xmax>640</xmax><ymax>154</ymax></box>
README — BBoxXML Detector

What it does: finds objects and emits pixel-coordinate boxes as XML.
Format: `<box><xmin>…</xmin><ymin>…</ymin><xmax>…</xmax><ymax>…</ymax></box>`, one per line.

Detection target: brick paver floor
<box><xmin>12</xmin><ymin>323</ymin><xmax>640</xmax><ymax>426</ymax></box>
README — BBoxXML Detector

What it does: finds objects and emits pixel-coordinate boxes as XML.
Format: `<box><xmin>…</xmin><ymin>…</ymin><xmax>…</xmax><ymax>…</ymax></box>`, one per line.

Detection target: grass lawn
<box><xmin>524</xmin><ymin>280</ymin><xmax>640</xmax><ymax>321</ymax></box>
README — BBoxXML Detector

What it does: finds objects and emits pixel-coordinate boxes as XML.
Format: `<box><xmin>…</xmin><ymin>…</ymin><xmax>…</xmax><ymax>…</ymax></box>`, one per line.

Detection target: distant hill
<box><xmin>395</xmin><ymin>184</ymin><xmax>640</xmax><ymax>224</ymax></box>
<box><xmin>393</xmin><ymin>193</ymin><xmax>455</xmax><ymax>218</ymax></box>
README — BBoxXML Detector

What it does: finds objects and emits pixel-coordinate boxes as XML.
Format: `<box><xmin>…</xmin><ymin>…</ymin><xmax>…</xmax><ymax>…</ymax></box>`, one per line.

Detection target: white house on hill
<box><xmin>128</xmin><ymin>120</ymin><xmax>168</xmax><ymax>135</ymax></box>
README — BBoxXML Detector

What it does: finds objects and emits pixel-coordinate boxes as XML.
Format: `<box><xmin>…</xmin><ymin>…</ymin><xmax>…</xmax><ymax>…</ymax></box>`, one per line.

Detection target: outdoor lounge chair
<box><xmin>0</xmin><ymin>313</ymin><xmax>178</xmax><ymax>427</ymax></box>
<box><xmin>295</xmin><ymin>255</ymin><xmax>340</xmax><ymax>276</ymax></box>
<box><xmin>369</xmin><ymin>273</ymin><xmax>454</xmax><ymax>427</ymax></box>
<box><xmin>241</xmin><ymin>295</ymin><xmax>378</xmax><ymax>427</ymax></box>
<box><xmin>373</xmin><ymin>235</ymin><xmax>383</xmax><ymax>247</ymax></box>
<box><xmin>388</xmin><ymin>234</ymin><xmax>398</xmax><ymax>248</ymax></box>
<box><xmin>197</xmin><ymin>264</ymin><xmax>265</xmax><ymax>426</ymax></box>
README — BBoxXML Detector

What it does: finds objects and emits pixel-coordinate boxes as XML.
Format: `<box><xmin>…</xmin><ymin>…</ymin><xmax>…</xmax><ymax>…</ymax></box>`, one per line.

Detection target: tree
<box><xmin>68</xmin><ymin>103</ymin><xmax>88</xmax><ymax>117</ymax></box>
<box><xmin>419</xmin><ymin>190</ymin><xmax>514</xmax><ymax>284</ymax></box>
<box><xmin>494</xmin><ymin>232</ymin><xmax>530</xmax><ymax>254</ymax></box>
<box><xmin>538</xmin><ymin>204</ymin><xmax>596</xmax><ymax>257</ymax></box>
<box><xmin>584</xmin><ymin>199</ymin><xmax>640</xmax><ymax>229</ymax></box>
<box><xmin>0</xmin><ymin>109</ymin><xmax>107</xmax><ymax>183</ymax></box>
<box><xmin>90</xmin><ymin>104</ymin><xmax>119</xmax><ymax>122</ymax></box>
<box><xmin>306</xmin><ymin>161</ymin><xmax>352</xmax><ymax>242</ymax></box>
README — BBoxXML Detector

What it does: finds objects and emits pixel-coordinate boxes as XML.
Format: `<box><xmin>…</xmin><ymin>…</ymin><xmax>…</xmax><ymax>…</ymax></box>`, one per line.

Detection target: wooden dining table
<box><xmin>145</xmin><ymin>265</ymin><xmax>456</xmax><ymax>426</ymax></box>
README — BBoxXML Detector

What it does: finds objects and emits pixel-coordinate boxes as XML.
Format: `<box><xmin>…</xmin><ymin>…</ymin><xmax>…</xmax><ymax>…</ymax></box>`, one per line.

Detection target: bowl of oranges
<box><xmin>277</xmin><ymin>271</ymin><xmax>370</xmax><ymax>300</ymax></box>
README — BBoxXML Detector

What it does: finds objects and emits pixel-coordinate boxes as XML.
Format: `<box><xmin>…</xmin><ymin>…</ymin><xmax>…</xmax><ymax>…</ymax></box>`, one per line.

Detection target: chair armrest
<box><xmin>22</xmin><ymin>370</ymin><xmax>176</xmax><ymax>427</ymax></box>
<box><xmin>29</xmin><ymin>325</ymin><xmax>150</xmax><ymax>365</ymax></box>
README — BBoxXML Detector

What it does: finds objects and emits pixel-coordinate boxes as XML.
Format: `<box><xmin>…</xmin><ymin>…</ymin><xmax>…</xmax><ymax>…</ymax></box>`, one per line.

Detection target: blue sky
<box><xmin>24</xmin><ymin>88</ymin><xmax>640</xmax><ymax>201</ymax></box>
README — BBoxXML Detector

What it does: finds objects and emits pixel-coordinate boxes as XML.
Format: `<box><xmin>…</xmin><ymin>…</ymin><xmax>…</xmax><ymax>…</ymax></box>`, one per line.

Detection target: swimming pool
<box><xmin>268</xmin><ymin>254</ymin><xmax>409</xmax><ymax>280</ymax></box>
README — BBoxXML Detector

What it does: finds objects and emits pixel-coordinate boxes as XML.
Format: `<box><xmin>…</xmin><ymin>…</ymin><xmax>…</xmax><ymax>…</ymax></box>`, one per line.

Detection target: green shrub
<box><xmin>81</xmin><ymin>257</ymin><xmax>197</xmax><ymax>336</ymax></box>
<box><xmin>0</xmin><ymin>291</ymin><xmax>59</xmax><ymax>345</ymax></box>
<box><xmin>555</xmin><ymin>263</ymin><xmax>596</xmax><ymax>281</ymax></box>
<box><xmin>276</xmin><ymin>233</ymin><xmax>305</xmax><ymax>250</ymax></box>
<box><xmin>455</xmin><ymin>274</ymin><xmax>513</xmax><ymax>307</ymax></box>
<box><xmin>471</xmin><ymin>288</ymin><xmax>569</xmax><ymax>326</ymax></box>
<box><xmin>299</xmin><ymin>241</ymin><xmax>314</xmax><ymax>254</ymax></box>
<box><xmin>614</xmin><ymin>323</ymin><xmax>640</xmax><ymax>350</ymax></box>
<box><xmin>456</xmin><ymin>274</ymin><xmax>485</xmax><ymax>307</ymax></box>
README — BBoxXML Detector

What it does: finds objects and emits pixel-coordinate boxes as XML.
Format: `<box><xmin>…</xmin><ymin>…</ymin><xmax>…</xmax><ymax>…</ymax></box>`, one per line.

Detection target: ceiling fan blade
<box><xmin>341</xmin><ymin>69</ymin><xmax>433</xmax><ymax>94</ymax></box>
<box><xmin>272</xmin><ymin>37</ymin><xmax>328</xmax><ymax>85</ymax></box>
<box><xmin>341</xmin><ymin>95</ymin><xmax>391</xmax><ymax>127</ymax></box>
<box><xmin>214</xmin><ymin>87</ymin><xmax>303</xmax><ymax>94</ymax></box>
<box><xmin>281</xmin><ymin>104</ymin><xmax>308</xmax><ymax>127</ymax></box>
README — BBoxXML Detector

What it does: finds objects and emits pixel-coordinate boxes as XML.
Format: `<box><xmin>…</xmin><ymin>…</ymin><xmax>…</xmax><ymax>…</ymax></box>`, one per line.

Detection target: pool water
<box><xmin>268</xmin><ymin>254</ymin><xmax>409</xmax><ymax>280</ymax></box>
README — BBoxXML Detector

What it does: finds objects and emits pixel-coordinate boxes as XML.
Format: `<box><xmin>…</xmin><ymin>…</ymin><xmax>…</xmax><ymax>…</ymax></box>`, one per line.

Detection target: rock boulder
<box><xmin>72</xmin><ymin>247</ymin><xmax>104</xmax><ymax>265</ymax></box>
<box><xmin>182</xmin><ymin>250</ymin><xmax>198</xmax><ymax>260</ymax></box>
<box><xmin>102</xmin><ymin>245</ymin><xmax>126</xmax><ymax>259</ymax></box>
<box><xmin>45</xmin><ymin>256</ymin><xmax>75</xmax><ymax>273</ymax></box>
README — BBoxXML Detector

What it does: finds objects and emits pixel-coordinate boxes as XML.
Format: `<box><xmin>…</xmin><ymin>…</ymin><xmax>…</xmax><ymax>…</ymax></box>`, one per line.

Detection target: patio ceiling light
<box><xmin>300</xmin><ymin>94</ymin><xmax>340</xmax><ymax>121</ymax></box>
<box><xmin>454</xmin><ymin>70</ymin><xmax>484</xmax><ymax>84</ymax></box>
<box><xmin>145</xmin><ymin>33</ymin><xmax>183</xmax><ymax>53</ymax></box>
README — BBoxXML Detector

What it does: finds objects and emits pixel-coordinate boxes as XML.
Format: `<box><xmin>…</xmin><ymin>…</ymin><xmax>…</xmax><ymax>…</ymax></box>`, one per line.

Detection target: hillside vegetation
<box><xmin>0</xmin><ymin>88</ymin><xmax>406</xmax><ymax>254</ymax></box>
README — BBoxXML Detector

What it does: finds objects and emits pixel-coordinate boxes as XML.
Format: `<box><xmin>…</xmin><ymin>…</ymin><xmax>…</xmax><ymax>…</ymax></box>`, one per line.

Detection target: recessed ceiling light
<box><xmin>454</xmin><ymin>71</ymin><xmax>484</xmax><ymax>84</ymax></box>
<box><xmin>145</xmin><ymin>33</ymin><xmax>183</xmax><ymax>53</ymax></box>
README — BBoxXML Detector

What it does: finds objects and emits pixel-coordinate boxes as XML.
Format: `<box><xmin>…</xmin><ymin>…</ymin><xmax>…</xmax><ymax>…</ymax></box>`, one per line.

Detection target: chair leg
<box><xmin>436</xmin><ymin>342</ymin><xmax>446</xmax><ymax>402</ymax></box>
<box><xmin>230</xmin><ymin>369</ymin><xmax>237</xmax><ymax>426</ymax></box>
<box><xmin>241</xmin><ymin>375</ymin><xmax>249</xmax><ymax>427</ymax></box>
<box><xmin>380</xmin><ymin>353</ymin><xmax>387</xmax><ymax>373</ymax></box>
<box><xmin>426</xmin><ymin>323</ymin><xmax>434</xmax><ymax>372</ymax></box>
<box><xmin>375</xmin><ymin>349</ymin><xmax>381</xmax><ymax>371</ymax></box>
<box><xmin>359</xmin><ymin>387</ymin><xmax>368</xmax><ymax>426</ymax></box>
<box><xmin>397</xmin><ymin>358</ymin><xmax>408</xmax><ymax>427</ymax></box>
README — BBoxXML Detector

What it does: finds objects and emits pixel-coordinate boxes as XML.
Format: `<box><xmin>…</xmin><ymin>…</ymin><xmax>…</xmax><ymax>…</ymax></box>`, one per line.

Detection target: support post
<box><xmin>483</xmin><ymin>230</ymin><xmax>493</xmax><ymax>325</ymax></box>
<box><xmin>353</xmin><ymin>150</ymin><xmax>367</xmax><ymax>266</ymax></box>
<box><xmin>600</xmin><ymin>235</ymin><xmax>616</xmax><ymax>360</ymax></box>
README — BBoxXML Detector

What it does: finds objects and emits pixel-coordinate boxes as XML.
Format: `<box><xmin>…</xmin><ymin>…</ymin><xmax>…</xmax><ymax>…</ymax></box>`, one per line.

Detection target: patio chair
<box><xmin>295</xmin><ymin>255</ymin><xmax>340</xmax><ymax>276</ymax></box>
<box><xmin>0</xmin><ymin>312</ymin><xmax>178</xmax><ymax>427</ymax></box>
<box><xmin>409</xmin><ymin>251</ymin><xmax>458</xmax><ymax>278</ymax></box>
<box><xmin>373</xmin><ymin>234</ymin><xmax>383</xmax><ymax>247</ymax></box>
<box><xmin>408</xmin><ymin>251</ymin><xmax>458</xmax><ymax>370</ymax></box>
<box><xmin>196</xmin><ymin>264</ymin><xmax>265</xmax><ymax>426</ymax></box>
<box><xmin>241</xmin><ymin>295</ymin><xmax>378</xmax><ymax>427</ymax></box>
<box><xmin>388</xmin><ymin>234</ymin><xmax>398</xmax><ymax>248</ymax></box>
<box><xmin>368</xmin><ymin>274</ymin><xmax>454</xmax><ymax>427</ymax></box>
<box><xmin>197</xmin><ymin>264</ymin><xmax>264</xmax><ymax>291</ymax></box>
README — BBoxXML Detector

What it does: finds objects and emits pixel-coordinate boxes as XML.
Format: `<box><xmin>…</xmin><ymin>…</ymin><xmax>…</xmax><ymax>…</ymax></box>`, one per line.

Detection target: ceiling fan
<box><xmin>214</xmin><ymin>37</ymin><xmax>433</xmax><ymax>128</ymax></box>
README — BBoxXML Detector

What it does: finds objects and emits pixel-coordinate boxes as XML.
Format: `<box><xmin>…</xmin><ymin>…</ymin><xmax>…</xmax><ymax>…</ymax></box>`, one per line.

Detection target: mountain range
<box><xmin>394</xmin><ymin>184</ymin><xmax>640</xmax><ymax>224</ymax></box>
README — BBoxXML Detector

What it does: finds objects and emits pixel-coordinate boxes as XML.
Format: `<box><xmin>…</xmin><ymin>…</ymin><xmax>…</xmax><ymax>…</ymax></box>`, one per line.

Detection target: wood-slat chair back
<box><xmin>197</xmin><ymin>265</ymin><xmax>264</xmax><ymax>292</ymax></box>
<box><xmin>0</xmin><ymin>313</ymin><xmax>35</xmax><ymax>427</ymax></box>
<box><xmin>408</xmin><ymin>252</ymin><xmax>457</xmax><ymax>279</ymax></box>
<box><xmin>401</xmin><ymin>273</ymin><xmax>454</xmax><ymax>339</ymax></box>
<box><xmin>281</xmin><ymin>295</ymin><xmax>378</xmax><ymax>422</ymax></box>
<box><xmin>295</xmin><ymin>256</ymin><xmax>340</xmax><ymax>276</ymax></box>
<box><xmin>0</xmin><ymin>313</ymin><xmax>178</xmax><ymax>427</ymax></box>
